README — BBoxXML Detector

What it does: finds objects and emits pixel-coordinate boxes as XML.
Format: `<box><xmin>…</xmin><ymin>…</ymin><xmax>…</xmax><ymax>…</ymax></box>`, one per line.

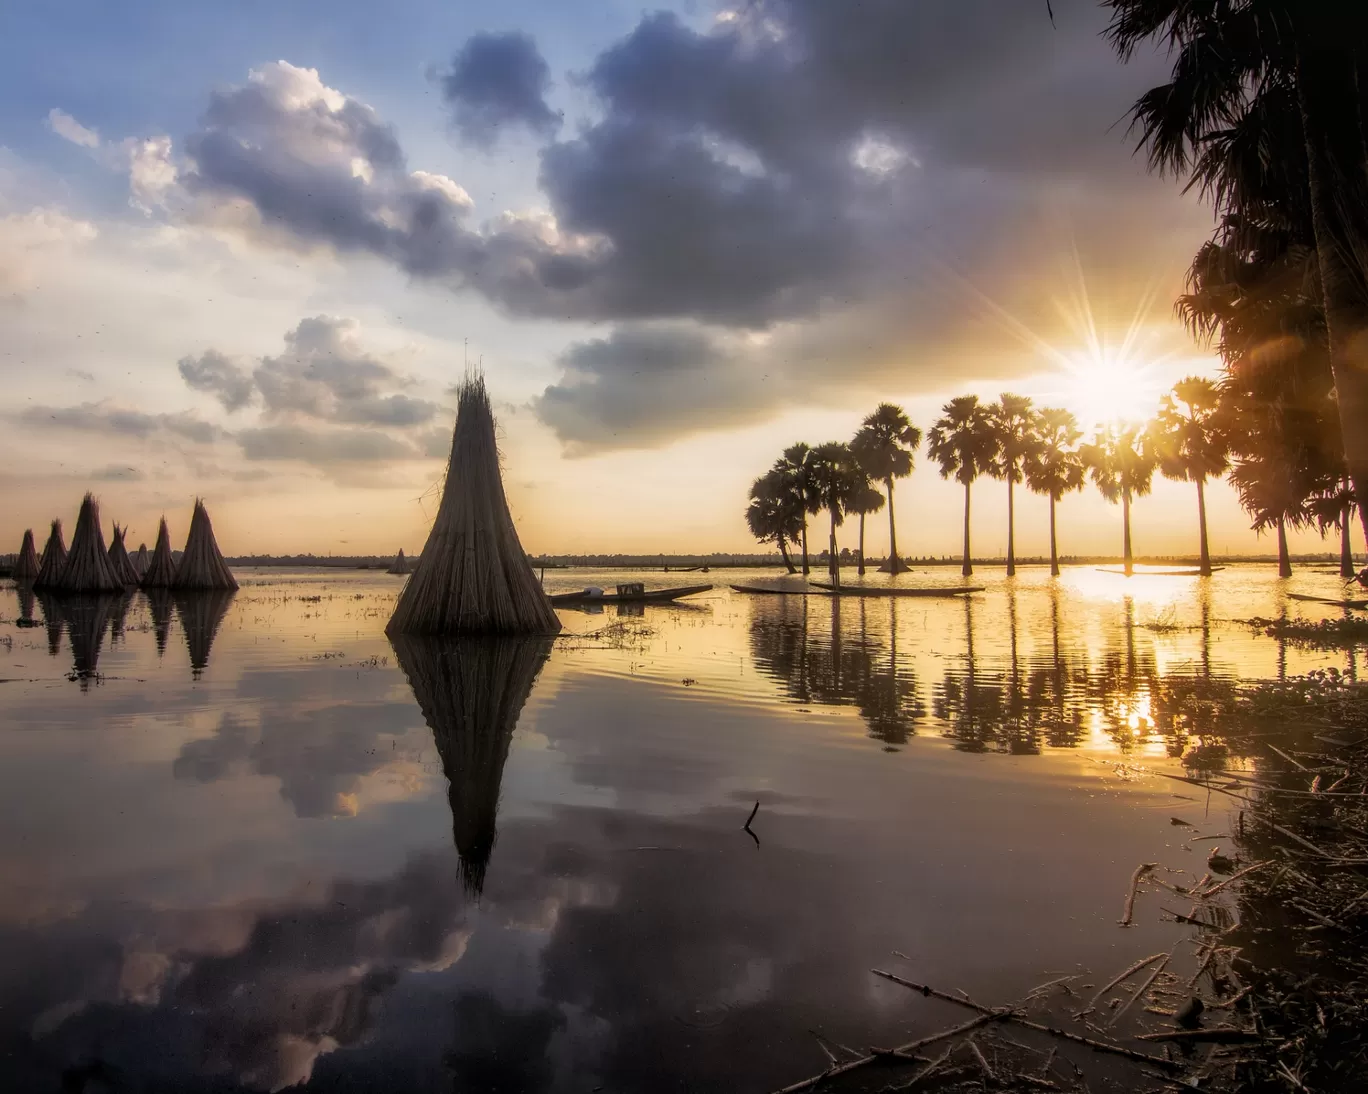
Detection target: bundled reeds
<box><xmin>133</xmin><ymin>543</ymin><xmax>149</xmax><ymax>576</ymax></box>
<box><xmin>16</xmin><ymin>585</ymin><xmax>37</xmax><ymax>628</ymax></box>
<box><xmin>36</xmin><ymin>591</ymin><xmax>63</xmax><ymax>655</ymax></box>
<box><xmin>391</xmin><ymin>635</ymin><xmax>552</xmax><ymax>896</ymax></box>
<box><xmin>108</xmin><ymin>524</ymin><xmax>140</xmax><ymax>586</ymax></box>
<box><xmin>388</xmin><ymin>377</ymin><xmax>560</xmax><ymax>636</ymax></box>
<box><xmin>13</xmin><ymin>529</ymin><xmax>39</xmax><ymax>583</ymax></box>
<box><xmin>32</xmin><ymin>520</ymin><xmax>68</xmax><ymax>589</ymax></box>
<box><xmin>388</xmin><ymin>548</ymin><xmax>411</xmax><ymax>575</ymax></box>
<box><xmin>140</xmin><ymin>518</ymin><xmax>178</xmax><ymax>588</ymax></box>
<box><xmin>60</xmin><ymin>595</ymin><xmax>117</xmax><ymax>688</ymax></box>
<box><xmin>175</xmin><ymin>590</ymin><xmax>236</xmax><ymax>677</ymax></box>
<box><xmin>54</xmin><ymin>494</ymin><xmax>126</xmax><ymax>594</ymax></box>
<box><xmin>145</xmin><ymin>588</ymin><xmax>175</xmax><ymax>656</ymax></box>
<box><xmin>171</xmin><ymin>500</ymin><xmax>237</xmax><ymax>590</ymax></box>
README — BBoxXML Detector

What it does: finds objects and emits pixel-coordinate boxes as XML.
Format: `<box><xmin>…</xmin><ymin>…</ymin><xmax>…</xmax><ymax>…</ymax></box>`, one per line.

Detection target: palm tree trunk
<box><xmin>1196</xmin><ymin>478</ymin><xmax>1211</xmax><ymax>576</ymax></box>
<box><xmin>858</xmin><ymin>513</ymin><xmax>866</xmax><ymax>576</ymax></box>
<box><xmin>1122</xmin><ymin>490</ymin><xmax>1133</xmax><ymax>576</ymax></box>
<box><xmin>1277</xmin><ymin>518</ymin><xmax>1293</xmax><ymax>579</ymax></box>
<box><xmin>828</xmin><ymin>508</ymin><xmax>840</xmax><ymax>589</ymax></box>
<box><xmin>1297</xmin><ymin>43</ymin><xmax>1368</xmax><ymax>549</ymax></box>
<box><xmin>1048</xmin><ymin>493</ymin><xmax>1059</xmax><ymax>577</ymax></box>
<box><xmin>778</xmin><ymin>535</ymin><xmax>796</xmax><ymax>574</ymax></box>
<box><xmin>961</xmin><ymin>481</ymin><xmax>973</xmax><ymax>577</ymax></box>
<box><xmin>1342</xmin><ymin>497</ymin><xmax>1356</xmax><ymax>578</ymax></box>
<box><xmin>1006</xmin><ymin>477</ymin><xmax>1016</xmax><ymax>577</ymax></box>
<box><xmin>885</xmin><ymin>477</ymin><xmax>904</xmax><ymax>574</ymax></box>
<box><xmin>800</xmin><ymin>515</ymin><xmax>810</xmax><ymax>575</ymax></box>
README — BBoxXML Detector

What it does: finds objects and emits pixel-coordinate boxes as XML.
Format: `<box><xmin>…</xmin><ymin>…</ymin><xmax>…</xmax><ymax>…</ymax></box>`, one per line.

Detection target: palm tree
<box><xmin>808</xmin><ymin>442</ymin><xmax>858</xmax><ymax>587</ymax></box>
<box><xmin>773</xmin><ymin>443</ymin><xmax>819</xmax><ymax>574</ymax></box>
<box><xmin>988</xmin><ymin>393</ymin><xmax>1036</xmax><ymax>577</ymax></box>
<box><xmin>1106</xmin><ymin>0</ymin><xmax>1368</xmax><ymax>548</ymax></box>
<box><xmin>850</xmin><ymin>404</ymin><xmax>921</xmax><ymax>573</ymax></box>
<box><xmin>845</xmin><ymin>483</ymin><xmax>885</xmax><ymax>575</ymax></box>
<box><xmin>928</xmin><ymin>395</ymin><xmax>997</xmax><ymax>577</ymax></box>
<box><xmin>746</xmin><ymin>470</ymin><xmax>802</xmax><ymax>574</ymax></box>
<box><xmin>1151</xmin><ymin>378</ymin><xmax>1231</xmax><ymax>576</ymax></box>
<box><xmin>1228</xmin><ymin>453</ymin><xmax>1309</xmax><ymax>578</ymax></box>
<box><xmin>1081</xmin><ymin>423</ymin><xmax>1157</xmax><ymax>576</ymax></box>
<box><xmin>1022</xmin><ymin>407</ymin><xmax>1084</xmax><ymax>577</ymax></box>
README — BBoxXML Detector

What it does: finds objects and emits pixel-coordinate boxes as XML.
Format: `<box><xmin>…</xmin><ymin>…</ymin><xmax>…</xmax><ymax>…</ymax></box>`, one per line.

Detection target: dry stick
<box><xmin>869</xmin><ymin>970</ymin><xmax>1181</xmax><ymax>1072</ymax></box>
<box><xmin>1154</xmin><ymin>771</ymin><xmax>1253</xmax><ymax>804</ymax></box>
<box><xmin>1268</xmin><ymin>743</ymin><xmax>1311</xmax><ymax>772</ymax></box>
<box><xmin>769</xmin><ymin>1013</ymin><xmax>996</xmax><ymax>1094</ymax></box>
<box><xmin>891</xmin><ymin>1042</ymin><xmax>959</xmax><ymax>1092</ymax></box>
<box><xmin>1199</xmin><ymin>861</ymin><xmax>1271</xmax><ymax>898</ymax></box>
<box><xmin>1107</xmin><ymin>954</ymin><xmax>1171</xmax><ymax>1028</ymax></box>
<box><xmin>1136</xmin><ymin>1027</ymin><xmax>1263</xmax><ymax>1045</ymax></box>
<box><xmin>967</xmin><ymin>1038</ymin><xmax>996</xmax><ymax>1082</ymax></box>
<box><xmin>1120</xmin><ymin>863</ymin><xmax>1158</xmax><ymax>926</ymax></box>
<box><xmin>1268</xmin><ymin>821</ymin><xmax>1335</xmax><ymax>859</ymax></box>
<box><xmin>1075</xmin><ymin>953</ymin><xmax>1168</xmax><ymax>1019</ymax></box>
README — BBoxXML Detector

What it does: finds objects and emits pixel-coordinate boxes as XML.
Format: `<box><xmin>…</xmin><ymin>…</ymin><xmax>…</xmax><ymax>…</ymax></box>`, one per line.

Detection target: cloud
<box><xmin>442</xmin><ymin>32</ymin><xmax>560</xmax><ymax>146</ymax></box>
<box><xmin>236</xmin><ymin>423</ymin><xmax>416</xmax><ymax>465</ymax></box>
<box><xmin>18</xmin><ymin>402</ymin><xmax>220</xmax><ymax>444</ymax></box>
<box><xmin>91</xmin><ymin>464</ymin><xmax>146</xmax><ymax>482</ymax></box>
<box><xmin>178</xmin><ymin>349</ymin><xmax>255</xmax><ymax>411</ymax></box>
<box><xmin>46</xmin><ymin>108</ymin><xmax>100</xmax><ymax>148</ymax></box>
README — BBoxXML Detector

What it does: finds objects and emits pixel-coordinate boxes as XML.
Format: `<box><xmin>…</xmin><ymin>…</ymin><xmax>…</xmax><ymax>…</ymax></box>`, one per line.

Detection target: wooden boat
<box><xmin>730</xmin><ymin>583</ymin><xmax>830</xmax><ymax>596</ymax></box>
<box><xmin>549</xmin><ymin>583</ymin><xmax>712</xmax><ymax>606</ymax></box>
<box><xmin>1095</xmin><ymin>566</ymin><xmax>1226</xmax><ymax>576</ymax></box>
<box><xmin>808</xmin><ymin>582</ymin><xmax>984</xmax><ymax>598</ymax></box>
<box><xmin>1287</xmin><ymin>592</ymin><xmax>1368</xmax><ymax>609</ymax></box>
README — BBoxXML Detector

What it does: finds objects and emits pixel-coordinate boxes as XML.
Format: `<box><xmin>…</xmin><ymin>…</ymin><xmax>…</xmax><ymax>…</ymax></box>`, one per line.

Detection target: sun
<box><xmin>1062</xmin><ymin>343</ymin><xmax>1167</xmax><ymax>432</ymax></box>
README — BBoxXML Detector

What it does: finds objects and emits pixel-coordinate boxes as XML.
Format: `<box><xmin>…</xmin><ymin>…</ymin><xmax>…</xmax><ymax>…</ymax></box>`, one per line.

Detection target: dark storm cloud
<box><xmin>18</xmin><ymin>402</ymin><xmax>221</xmax><ymax>444</ymax></box>
<box><xmin>442</xmin><ymin>32</ymin><xmax>561</xmax><ymax>147</ymax></box>
<box><xmin>178</xmin><ymin>349</ymin><xmax>255</xmax><ymax>411</ymax></box>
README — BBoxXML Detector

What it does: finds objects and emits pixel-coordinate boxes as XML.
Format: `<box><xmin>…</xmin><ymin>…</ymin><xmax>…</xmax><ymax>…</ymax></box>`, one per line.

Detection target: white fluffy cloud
<box><xmin>46</xmin><ymin>108</ymin><xmax>100</xmax><ymax>149</ymax></box>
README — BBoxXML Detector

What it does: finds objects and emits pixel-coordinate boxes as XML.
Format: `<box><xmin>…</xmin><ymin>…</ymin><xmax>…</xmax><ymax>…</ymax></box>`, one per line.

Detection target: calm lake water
<box><xmin>0</xmin><ymin>565</ymin><xmax>1362</xmax><ymax>1092</ymax></box>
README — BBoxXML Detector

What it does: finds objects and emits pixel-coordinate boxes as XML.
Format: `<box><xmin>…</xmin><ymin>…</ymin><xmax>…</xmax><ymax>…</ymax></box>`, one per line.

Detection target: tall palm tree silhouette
<box><xmin>746</xmin><ymin>469</ymin><xmax>802</xmax><ymax>573</ymax></box>
<box><xmin>774</xmin><ymin>443</ymin><xmax>819</xmax><ymax>574</ymax></box>
<box><xmin>1082</xmin><ymin>423</ymin><xmax>1157</xmax><ymax>576</ymax></box>
<box><xmin>1153</xmin><ymin>377</ymin><xmax>1231</xmax><ymax>575</ymax></box>
<box><xmin>1023</xmin><ymin>407</ymin><xmax>1085</xmax><ymax>576</ymax></box>
<box><xmin>809</xmin><ymin>442</ymin><xmax>858</xmax><ymax>586</ymax></box>
<box><xmin>851</xmin><ymin>403</ymin><xmax>921</xmax><ymax>574</ymax></box>
<box><xmin>928</xmin><ymin>395</ymin><xmax>997</xmax><ymax>577</ymax></box>
<box><xmin>989</xmin><ymin>393</ymin><xmax>1037</xmax><ymax>577</ymax></box>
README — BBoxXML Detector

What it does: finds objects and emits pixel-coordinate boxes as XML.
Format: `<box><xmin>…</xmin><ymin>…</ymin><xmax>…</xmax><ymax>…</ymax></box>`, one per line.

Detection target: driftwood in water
<box><xmin>391</xmin><ymin>634</ymin><xmax>552</xmax><ymax>895</ymax></box>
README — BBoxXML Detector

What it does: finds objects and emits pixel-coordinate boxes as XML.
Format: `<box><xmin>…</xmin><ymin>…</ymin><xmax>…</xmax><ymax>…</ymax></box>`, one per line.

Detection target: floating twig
<box><xmin>1106</xmin><ymin>954</ymin><xmax>1171</xmax><ymax>1028</ymax></box>
<box><xmin>1136</xmin><ymin>1027</ymin><xmax>1263</xmax><ymax>1045</ymax></box>
<box><xmin>1120</xmin><ymin>863</ymin><xmax>1158</xmax><ymax>926</ymax></box>
<box><xmin>743</xmin><ymin>800</ymin><xmax>760</xmax><ymax>848</ymax></box>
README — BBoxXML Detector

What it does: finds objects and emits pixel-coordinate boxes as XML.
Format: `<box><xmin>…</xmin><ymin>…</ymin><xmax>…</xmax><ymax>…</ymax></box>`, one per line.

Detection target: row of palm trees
<box><xmin>746</xmin><ymin>377</ymin><xmax>1360</xmax><ymax>580</ymax></box>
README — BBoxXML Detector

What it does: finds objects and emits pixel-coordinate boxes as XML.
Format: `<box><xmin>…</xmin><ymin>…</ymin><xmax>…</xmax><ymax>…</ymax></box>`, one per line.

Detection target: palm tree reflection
<box><xmin>749</xmin><ymin>598</ymin><xmax>923</xmax><ymax>746</ymax></box>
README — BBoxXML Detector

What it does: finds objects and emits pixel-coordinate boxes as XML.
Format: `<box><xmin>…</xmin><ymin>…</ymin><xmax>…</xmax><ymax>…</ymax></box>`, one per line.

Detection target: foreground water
<box><xmin>0</xmin><ymin>564</ymin><xmax>1362</xmax><ymax>1092</ymax></box>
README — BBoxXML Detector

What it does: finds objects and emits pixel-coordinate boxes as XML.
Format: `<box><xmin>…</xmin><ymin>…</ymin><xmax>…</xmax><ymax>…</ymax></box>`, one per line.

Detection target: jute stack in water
<box><xmin>33</xmin><ymin>520</ymin><xmax>68</xmax><ymax>589</ymax></box>
<box><xmin>54</xmin><ymin>495</ymin><xmax>125</xmax><ymax>594</ymax></box>
<box><xmin>133</xmin><ymin>543</ymin><xmax>149</xmax><ymax>576</ymax></box>
<box><xmin>172</xmin><ymin>500</ymin><xmax>237</xmax><ymax>590</ymax></box>
<box><xmin>141</xmin><ymin>518</ymin><xmax>177</xmax><ymax>587</ymax></box>
<box><xmin>108</xmin><ymin>524</ymin><xmax>140</xmax><ymax>586</ymax></box>
<box><xmin>388</xmin><ymin>548</ymin><xmax>411</xmax><ymax>575</ymax></box>
<box><xmin>388</xmin><ymin>376</ymin><xmax>559</xmax><ymax>636</ymax></box>
<box><xmin>13</xmin><ymin>529</ymin><xmax>39</xmax><ymax>583</ymax></box>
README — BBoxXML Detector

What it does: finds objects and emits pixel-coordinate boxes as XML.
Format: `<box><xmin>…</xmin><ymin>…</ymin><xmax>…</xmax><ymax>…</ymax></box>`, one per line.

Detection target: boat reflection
<box><xmin>390</xmin><ymin>635</ymin><xmax>552</xmax><ymax>896</ymax></box>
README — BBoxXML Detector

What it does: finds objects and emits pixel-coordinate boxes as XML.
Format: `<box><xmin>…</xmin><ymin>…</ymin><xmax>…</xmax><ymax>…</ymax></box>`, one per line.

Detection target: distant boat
<box><xmin>1287</xmin><ymin>592</ymin><xmax>1368</xmax><ymax>609</ymax></box>
<box><xmin>730</xmin><ymin>583</ymin><xmax>828</xmax><ymax>596</ymax></box>
<box><xmin>807</xmin><ymin>582</ymin><xmax>983</xmax><ymax>598</ymax></box>
<box><xmin>1095</xmin><ymin>566</ymin><xmax>1226</xmax><ymax>576</ymax></box>
<box><xmin>549</xmin><ymin>583</ymin><xmax>712</xmax><ymax>606</ymax></box>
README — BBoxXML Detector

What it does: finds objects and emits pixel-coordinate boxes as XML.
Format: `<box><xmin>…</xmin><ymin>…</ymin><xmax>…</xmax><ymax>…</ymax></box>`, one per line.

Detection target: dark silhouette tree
<box><xmin>1152</xmin><ymin>377</ymin><xmax>1231</xmax><ymax>575</ymax></box>
<box><xmin>850</xmin><ymin>403</ymin><xmax>921</xmax><ymax>573</ymax></box>
<box><xmin>746</xmin><ymin>469</ymin><xmax>802</xmax><ymax>573</ymax></box>
<box><xmin>845</xmin><ymin>482</ymin><xmax>885</xmax><ymax>576</ymax></box>
<box><xmin>774</xmin><ymin>443</ymin><xmax>819</xmax><ymax>574</ymax></box>
<box><xmin>809</xmin><ymin>441</ymin><xmax>859</xmax><ymax>586</ymax></box>
<box><xmin>928</xmin><ymin>395</ymin><xmax>997</xmax><ymax>577</ymax></box>
<box><xmin>988</xmin><ymin>393</ymin><xmax>1037</xmax><ymax>577</ymax></box>
<box><xmin>1023</xmin><ymin>407</ymin><xmax>1085</xmax><ymax>576</ymax></box>
<box><xmin>1081</xmin><ymin>423</ymin><xmax>1157</xmax><ymax>575</ymax></box>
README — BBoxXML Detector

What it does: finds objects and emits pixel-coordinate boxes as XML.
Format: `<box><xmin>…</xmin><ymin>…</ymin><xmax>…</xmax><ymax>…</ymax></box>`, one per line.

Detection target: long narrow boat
<box><xmin>549</xmin><ymin>583</ymin><xmax>713</xmax><ymax>606</ymax></box>
<box><xmin>1287</xmin><ymin>592</ymin><xmax>1368</xmax><ymax>609</ymax></box>
<box><xmin>1095</xmin><ymin>566</ymin><xmax>1226</xmax><ymax>576</ymax></box>
<box><xmin>807</xmin><ymin>582</ymin><xmax>983</xmax><ymax>598</ymax></box>
<box><xmin>730</xmin><ymin>583</ymin><xmax>831</xmax><ymax>596</ymax></box>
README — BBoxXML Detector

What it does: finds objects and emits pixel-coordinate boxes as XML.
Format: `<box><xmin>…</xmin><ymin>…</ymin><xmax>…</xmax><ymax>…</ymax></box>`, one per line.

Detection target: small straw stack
<box><xmin>108</xmin><ymin>524</ymin><xmax>141</xmax><ymax>586</ymax></box>
<box><xmin>140</xmin><ymin>518</ymin><xmax>178</xmax><ymax>587</ymax></box>
<box><xmin>12</xmin><ymin>529</ymin><xmax>40</xmax><ymax>583</ymax></box>
<box><xmin>388</xmin><ymin>376</ymin><xmax>559</xmax><ymax>636</ymax></box>
<box><xmin>171</xmin><ymin>500</ymin><xmax>237</xmax><ymax>590</ymax></box>
<box><xmin>54</xmin><ymin>495</ymin><xmax>125</xmax><ymax>594</ymax></box>
<box><xmin>33</xmin><ymin>520</ymin><xmax>68</xmax><ymax>589</ymax></box>
<box><xmin>133</xmin><ymin>543</ymin><xmax>150</xmax><ymax>576</ymax></box>
<box><xmin>388</xmin><ymin>548</ymin><xmax>411</xmax><ymax>575</ymax></box>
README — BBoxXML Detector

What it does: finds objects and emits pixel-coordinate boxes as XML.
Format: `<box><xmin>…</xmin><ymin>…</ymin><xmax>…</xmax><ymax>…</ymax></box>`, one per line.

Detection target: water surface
<box><xmin>0</xmin><ymin>565</ymin><xmax>1360</xmax><ymax>1091</ymax></box>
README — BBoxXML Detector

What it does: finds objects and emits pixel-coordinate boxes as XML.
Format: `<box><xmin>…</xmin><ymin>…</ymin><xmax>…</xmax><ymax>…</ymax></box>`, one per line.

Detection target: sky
<box><xmin>0</xmin><ymin>0</ymin><xmax>1353</xmax><ymax>560</ymax></box>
